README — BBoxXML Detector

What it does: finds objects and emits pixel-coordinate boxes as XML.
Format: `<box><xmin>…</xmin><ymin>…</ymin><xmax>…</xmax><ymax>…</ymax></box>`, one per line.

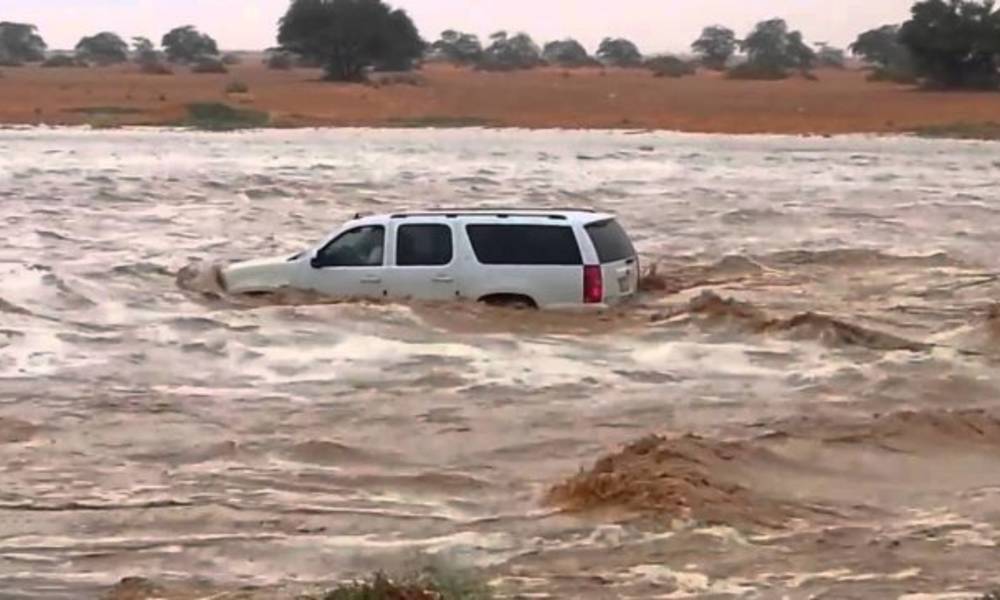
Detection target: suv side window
<box><xmin>315</xmin><ymin>225</ymin><xmax>385</xmax><ymax>268</ymax></box>
<box><xmin>396</xmin><ymin>224</ymin><xmax>453</xmax><ymax>266</ymax></box>
<box><xmin>466</xmin><ymin>224</ymin><xmax>583</xmax><ymax>265</ymax></box>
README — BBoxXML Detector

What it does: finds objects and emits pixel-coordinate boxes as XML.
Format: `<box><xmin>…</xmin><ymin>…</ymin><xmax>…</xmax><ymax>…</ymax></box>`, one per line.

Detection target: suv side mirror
<box><xmin>310</xmin><ymin>255</ymin><xmax>322</xmax><ymax>269</ymax></box>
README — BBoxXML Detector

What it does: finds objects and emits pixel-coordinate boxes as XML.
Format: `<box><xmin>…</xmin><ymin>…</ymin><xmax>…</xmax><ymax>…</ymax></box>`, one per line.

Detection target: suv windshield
<box><xmin>585</xmin><ymin>219</ymin><xmax>635</xmax><ymax>263</ymax></box>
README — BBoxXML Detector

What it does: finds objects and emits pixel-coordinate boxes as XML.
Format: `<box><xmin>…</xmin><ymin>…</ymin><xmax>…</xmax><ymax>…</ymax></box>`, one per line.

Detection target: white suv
<box><xmin>220</xmin><ymin>209</ymin><xmax>640</xmax><ymax>309</ymax></box>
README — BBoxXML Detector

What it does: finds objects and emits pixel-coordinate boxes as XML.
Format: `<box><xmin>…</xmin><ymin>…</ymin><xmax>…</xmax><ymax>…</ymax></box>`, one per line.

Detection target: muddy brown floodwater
<box><xmin>2</xmin><ymin>128</ymin><xmax>1000</xmax><ymax>599</ymax></box>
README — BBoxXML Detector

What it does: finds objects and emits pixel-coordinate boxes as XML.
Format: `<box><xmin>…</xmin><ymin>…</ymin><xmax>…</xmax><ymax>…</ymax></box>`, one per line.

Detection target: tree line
<box><xmin>1</xmin><ymin>0</ymin><xmax>999</xmax><ymax>89</ymax></box>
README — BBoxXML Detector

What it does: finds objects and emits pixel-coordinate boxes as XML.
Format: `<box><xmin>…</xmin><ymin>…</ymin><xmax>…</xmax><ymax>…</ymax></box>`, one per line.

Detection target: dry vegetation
<box><xmin>1</xmin><ymin>58</ymin><xmax>999</xmax><ymax>134</ymax></box>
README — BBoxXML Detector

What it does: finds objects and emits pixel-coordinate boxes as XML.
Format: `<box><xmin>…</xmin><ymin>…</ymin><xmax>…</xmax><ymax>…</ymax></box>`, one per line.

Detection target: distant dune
<box><xmin>1</xmin><ymin>60</ymin><xmax>998</xmax><ymax>135</ymax></box>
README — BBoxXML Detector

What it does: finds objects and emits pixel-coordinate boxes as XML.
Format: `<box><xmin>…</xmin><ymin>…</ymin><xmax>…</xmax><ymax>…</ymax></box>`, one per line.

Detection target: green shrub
<box><xmin>183</xmin><ymin>102</ymin><xmax>269</xmax><ymax>130</ymax></box>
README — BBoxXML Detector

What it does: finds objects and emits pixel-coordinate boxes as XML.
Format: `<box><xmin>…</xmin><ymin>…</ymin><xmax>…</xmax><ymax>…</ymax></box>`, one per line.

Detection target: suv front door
<box><xmin>386</xmin><ymin>222</ymin><xmax>460</xmax><ymax>301</ymax></box>
<box><xmin>303</xmin><ymin>224</ymin><xmax>387</xmax><ymax>299</ymax></box>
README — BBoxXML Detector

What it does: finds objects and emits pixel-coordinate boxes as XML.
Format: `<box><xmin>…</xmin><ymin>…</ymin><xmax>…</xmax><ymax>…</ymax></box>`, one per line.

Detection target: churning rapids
<box><xmin>2</xmin><ymin>128</ymin><xmax>1000</xmax><ymax>599</ymax></box>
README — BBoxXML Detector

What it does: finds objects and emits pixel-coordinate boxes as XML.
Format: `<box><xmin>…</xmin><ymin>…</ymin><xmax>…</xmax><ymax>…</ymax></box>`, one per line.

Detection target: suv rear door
<box><xmin>386</xmin><ymin>221</ymin><xmax>460</xmax><ymax>300</ymax></box>
<box><xmin>584</xmin><ymin>218</ymin><xmax>639</xmax><ymax>303</ymax></box>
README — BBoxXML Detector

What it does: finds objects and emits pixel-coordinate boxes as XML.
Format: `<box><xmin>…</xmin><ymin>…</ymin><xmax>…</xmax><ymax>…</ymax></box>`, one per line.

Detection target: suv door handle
<box><xmin>432</xmin><ymin>275</ymin><xmax>454</xmax><ymax>283</ymax></box>
<box><xmin>361</xmin><ymin>276</ymin><xmax>382</xmax><ymax>284</ymax></box>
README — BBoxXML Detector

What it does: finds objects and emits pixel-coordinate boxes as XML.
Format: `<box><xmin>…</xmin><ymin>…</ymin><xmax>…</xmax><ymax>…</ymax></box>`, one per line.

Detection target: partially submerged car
<box><xmin>220</xmin><ymin>208</ymin><xmax>640</xmax><ymax>309</ymax></box>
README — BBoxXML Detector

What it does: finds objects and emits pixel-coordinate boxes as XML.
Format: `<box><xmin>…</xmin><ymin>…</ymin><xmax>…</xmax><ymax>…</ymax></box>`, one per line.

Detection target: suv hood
<box><xmin>221</xmin><ymin>256</ymin><xmax>299</xmax><ymax>293</ymax></box>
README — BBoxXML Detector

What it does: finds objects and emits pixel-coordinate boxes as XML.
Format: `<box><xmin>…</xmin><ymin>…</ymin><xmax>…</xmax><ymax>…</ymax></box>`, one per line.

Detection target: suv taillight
<box><xmin>583</xmin><ymin>265</ymin><xmax>603</xmax><ymax>304</ymax></box>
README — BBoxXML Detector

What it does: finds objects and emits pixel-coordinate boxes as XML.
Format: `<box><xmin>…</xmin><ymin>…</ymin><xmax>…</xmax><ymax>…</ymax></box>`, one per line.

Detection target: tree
<box><xmin>278</xmin><ymin>0</ymin><xmax>424</xmax><ymax>81</ymax></box>
<box><xmin>75</xmin><ymin>32</ymin><xmax>129</xmax><ymax>65</ymax></box>
<box><xmin>898</xmin><ymin>0</ymin><xmax>1000</xmax><ymax>89</ymax></box>
<box><xmin>478</xmin><ymin>31</ymin><xmax>542</xmax><ymax>70</ymax></box>
<box><xmin>786</xmin><ymin>31</ymin><xmax>816</xmax><ymax>69</ymax></box>
<box><xmin>691</xmin><ymin>26</ymin><xmax>737</xmax><ymax>70</ymax></box>
<box><xmin>850</xmin><ymin>25</ymin><xmax>905</xmax><ymax>68</ymax></box>
<box><xmin>431</xmin><ymin>30</ymin><xmax>482</xmax><ymax>65</ymax></box>
<box><xmin>542</xmin><ymin>39</ymin><xmax>596</xmax><ymax>67</ymax></box>
<box><xmin>814</xmin><ymin>43</ymin><xmax>846</xmax><ymax>68</ymax></box>
<box><xmin>161</xmin><ymin>25</ymin><xmax>219</xmax><ymax>63</ymax></box>
<box><xmin>0</xmin><ymin>22</ymin><xmax>47</xmax><ymax>64</ymax></box>
<box><xmin>132</xmin><ymin>37</ymin><xmax>157</xmax><ymax>61</ymax></box>
<box><xmin>597</xmin><ymin>37</ymin><xmax>642</xmax><ymax>67</ymax></box>
<box><xmin>850</xmin><ymin>25</ymin><xmax>916</xmax><ymax>81</ymax></box>
<box><xmin>736</xmin><ymin>18</ymin><xmax>815</xmax><ymax>77</ymax></box>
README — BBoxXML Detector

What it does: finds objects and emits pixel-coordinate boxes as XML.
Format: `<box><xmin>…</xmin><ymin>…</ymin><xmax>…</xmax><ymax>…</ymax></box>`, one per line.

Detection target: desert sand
<box><xmin>1</xmin><ymin>60</ymin><xmax>999</xmax><ymax>133</ymax></box>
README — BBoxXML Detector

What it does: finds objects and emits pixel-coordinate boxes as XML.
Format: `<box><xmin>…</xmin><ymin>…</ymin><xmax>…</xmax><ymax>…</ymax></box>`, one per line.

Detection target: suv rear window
<box><xmin>585</xmin><ymin>219</ymin><xmax>635</xmax><ymax>263</ymax></box>
<box><xmin>466</xmin><ymin>224</ymin><xmax>582</xmax><ymax>265</ymax></box>
<box><xmin>396</xmin><ymin>224</ymin><xmax>453</xmax><ymax>266</ymax></box>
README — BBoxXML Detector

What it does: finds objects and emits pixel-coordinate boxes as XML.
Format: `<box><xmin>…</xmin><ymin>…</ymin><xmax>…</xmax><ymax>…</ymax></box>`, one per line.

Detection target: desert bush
<box><xmin>42</xmin><ymin>54</ymin><xmax>84</xmax><ymax>68</ymax></box>
<box><xmin>140</xmin><ymin>60</ymin><xmax>173</xmax><ymax>75</ymax></box>
<box><xmin>645</xmin><ymin>55</ymin><xmax>696</xmax><ymax>78</ymax></box>
<box><xmin>191</xmin><ymin>57</ymin><xmax>228</xmax><ymax>74</ymax></box>
<box><xmin>866</xmin><ymin>66</ymin><xmax>918</xmax><ymax>84</ymax></box>
<box><xmin>319</xmin><ymin>566</ymin><xmax>492</xmax><ymax>600</ymax></box>
<box><xmin>368</xmin><ymin>71</ymin><xmax>425</xmax><ymax>86</ymax></box>
<box><xmin>815</xmin><ymin>43</ymin><xmax>847</xmax><ymax>69</ymax></box>
<box><xmin>265</xmin><ymin>51</ymin><xmax>294</xmax><ymax>70</ymax></box>
<box><xmin>225</xmin><ymin>80</ymin><xmax>249</xmax><ymax>94</ymax></box>
<box><xmin>726</xmin><ymin>62</ymin><xmax>789</xmax><ymax>80</ymax></box>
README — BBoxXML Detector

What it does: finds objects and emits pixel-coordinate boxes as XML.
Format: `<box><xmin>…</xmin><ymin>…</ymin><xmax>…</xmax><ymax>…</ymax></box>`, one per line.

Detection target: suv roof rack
<box><xmin>387</xmin><ymin>207</ymin><xmax>599</xmax><ymax>219</ymax></box>
<box><xmin>419</xmin><ymin>207</ymin><xmax>597</xmax><ymax>213</ymax></box>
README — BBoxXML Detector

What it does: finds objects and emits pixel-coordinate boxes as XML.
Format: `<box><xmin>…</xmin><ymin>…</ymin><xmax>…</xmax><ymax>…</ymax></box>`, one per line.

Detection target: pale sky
<box><xmin>7</xmin><ymin>0</ymin><xmax>915</xmax><ymax>53</ymax></box>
